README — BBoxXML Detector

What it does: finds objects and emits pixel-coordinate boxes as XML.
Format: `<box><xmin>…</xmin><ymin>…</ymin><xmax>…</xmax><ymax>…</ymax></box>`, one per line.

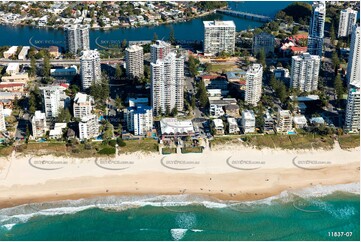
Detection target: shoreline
<box><xmin>0</xmin><ymin>10</ymin><xmax>216</xmax><ymax>32</ymax></box>
<box><xmin>0</xmin><ymin>144</ymin><xmax>359</xmax><ymax>209</ymax></box>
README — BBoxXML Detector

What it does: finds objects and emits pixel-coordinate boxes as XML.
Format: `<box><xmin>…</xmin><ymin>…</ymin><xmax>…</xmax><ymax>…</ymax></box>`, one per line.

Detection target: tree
<box><xmin>257</xmin><ymin>49</ymin><xmax>266</xmax><ymax>69</ymax></box>
<box><xmin>121</xmin><ymin>39</ymin><xmax>127</xmax><ymax>49</ymax></box>
<box><xmin>169</xmin><ymin>27</ymin><xmax>176</xmax><ymax>45</ymax></box>
<box><xmin>334</xmin><ymin>74</ymin><xmax>344</xmax><ymax>102</ymax></box>
<box><xmin>292</xmin><ymin>26</ymin><xmax>299</xmax><ymax>35</ymax></box>
<box><xmin>197</xmin><ymin>80</ymin><xmax>208</xmax><ymax>108</ymax></box>
<box><xmin>42</xmin><ymin>54</ymin><xmax>50</xmax><ymax>77</ymax></box>
<box><xmin>330</xmin><ymin>22</ymin><xmax>336</xmax><ymax>44</ymax></box>
<box><xmin>29</xmin><ymin>94</ymin><xmax>36</xmax><ymax>114</ymax></box>
<box><xmin>188</xmin><ymin>55</ymin><xmax>199</xmax><ymax>77</ymax></box>
<box><xmin>171</xmin><ymin>107</ymin><xmax>178</xmax><ymax>117</ymax></box>
<box><xmin>57</xmin><ymin>108</ymin><xmax>71</xmax><ymax>123</ymax></box>
<box><xmin>114</xmin><ymin>95</ymin><xmax>123</xmax><ymax>111</ymax></box>
<box><xmin>29</xmin><ymin>56</ymin><xmax>36</xmax><ymax>77</ymax></box>
<box><xmin>115</xmin><ymin>64</ymin><xmax>123</xmax><ymax>80</ymax></box>
<box><xmin>332</xmin><ymin>52</ymin><xmax>340</xmax><ymax>71</ymax></box>
<box><xmin>191</xmin><ymin>95</ymin><xmax>196</xmax><ymax>109</ymax></box>
<box><xmin>102</xmin><ymin>121</ymin><xmax>114</xmax><ymax>141</ymax></box>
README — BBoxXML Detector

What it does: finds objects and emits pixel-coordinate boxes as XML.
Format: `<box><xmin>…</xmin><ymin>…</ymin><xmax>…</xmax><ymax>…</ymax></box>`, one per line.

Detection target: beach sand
<box><xmin>0</xmin><ymin>143</ymin><xmax>359</xmax><ymax>208</ymax></box>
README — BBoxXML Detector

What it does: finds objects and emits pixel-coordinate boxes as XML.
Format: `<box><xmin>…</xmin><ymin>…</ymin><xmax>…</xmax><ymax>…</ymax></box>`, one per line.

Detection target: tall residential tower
<box><xmin>64</xmin><ymin>24</ymin><xmax>90</xmax><ymax>54</ymax></box>
<box><xmin>307</xmin><ymin>1</ymin><xmax>326</xmax><ymax>56</ymax></box>
<box><xmin>125</xmin><ymin>45</ymin><xmax>144</xmax><ymax>79</ymax></box>
<box><xmin>203</xmin><ymin>20</ymin><xmax>236</xmax><ymax>56</ymax></box>
<box><xmin>80</xmin><ymin>50</ymin><xmax>101</xmax><ymax>90</ymax></box>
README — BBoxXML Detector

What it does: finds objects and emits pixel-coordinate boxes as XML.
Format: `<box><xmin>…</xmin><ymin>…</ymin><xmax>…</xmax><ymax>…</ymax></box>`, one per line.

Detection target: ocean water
<box><xmin>0</xmin><ymin>185</ymin><xmax>359</xmax><ymax>241</ymax></box>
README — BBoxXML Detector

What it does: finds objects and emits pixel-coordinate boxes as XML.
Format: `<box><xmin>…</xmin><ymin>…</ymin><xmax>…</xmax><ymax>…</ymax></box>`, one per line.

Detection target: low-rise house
<box><xmin>293</xmin><ymin>115</ymin><xmax>307</xmax><ymax>129</ymax></box>
<box><xmin>128</xmin><ymin>97</ymin><xmax>149</xmax><ymax>107</ymax></box>
<box><xmin>49</xmin><ymin>123</ymin><xmax>67</xmax><ymax>139</ymax></box>
<box><xmin>6</xmin><ymin>63</ymin><xmax>20</xmax><ymax>75</ymax></box>
<box><xmin>78</xmin><ymin>114</ymin><xmax>99</xmax><ymax>140</ymax></box>
<box><xmin>31</xmin><ymin>111</ymin><xmax>48</xmax><ymax>139</ymax></box>
<box><xmin>159</xmin><ymin>118</ymin><xmax>195</xmax><ymax>139</ymax></box>
<box><xmin>50</xmin><ymin>66</ymin><xmax>77</xmax><ymax>77</ymax></box>
<box><xmin>48</xmin><ymin>46</ymin><xmax>60</xmax><ymax>58</ymax></box>
<box><xmin>241</xmin><ymin>110</ymin><xmax>255</xmax><ymax>133</ymax></box>
<box><xmin>207</xmin><ymin>89</ymin><xmax>222</xmax><ymax>101</ymax></box>
<box><xmin>227</xmin><ymin>117</ymin><xmax>240</xmax><ymax>134</ymax></box>
<box><xmin>1</xmin><ymin>73</ymin><xmax>29</xmax><ymax>83</ymax></box>
<box><xmin>224</xmin><ymin>104</ymin><xmax>240</xmax><ymax>117</ymax></box>
<box><xmin>18</xmin><ymin>46</ymin><xmax>30</xmax><ymax>60</ymax></box>
<box><xmin>3</xmin><ymin>46</ymin><xmax>18</xmax><ymax>59</ymax></box>
<box><xmin>0</xmin><ymin>83</ymin><xmax>25</xmax><ymax>93</ymax></box>
<box><xmin>309</xmin><ymin>117</ymin><xmax>325</xmax><ymax>126</ymax></box>
<box><xmin>212</xmin><ymin>118</ymin><xmax>224</xmax><ymax>135</ymax></box>
<box><xmin>209</xmin><ymin>98</ymin><xmax>237</xmax><ymax>118</ymax></box>
<box><xmin>276</xmin><ymin>110</ymin><xmax>293</xmax><ymax>134</ymax></box>
<box><xmin>0</xmin><ymin>92</ymin><xmax>22</xmax><ymax>100</ymax></box>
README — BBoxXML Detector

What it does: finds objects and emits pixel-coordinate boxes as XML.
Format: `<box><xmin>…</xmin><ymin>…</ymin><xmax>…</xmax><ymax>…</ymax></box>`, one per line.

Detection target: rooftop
<box><xmin>293</xmin><ymin>115</ymin><xmax>307</xmax><ymax>124</ymax></box>
<box><xmin>203</xmin><ymin>20</ymin><xmax>235</xmax><ymax>28</ymax></box>
<box><xmin>242</xmin><ymin>110</ymin><xmax>255</xmax><ymax>120</ymax></box>
<box><xmin>213</xmin><ymin>118</ymin><xmax>224</xmax><ymax>127</ymax></box>
<box><xmin>160</xmin><ymin>118</ymin><xmax>194</xmax><ymax>135</ymax></box>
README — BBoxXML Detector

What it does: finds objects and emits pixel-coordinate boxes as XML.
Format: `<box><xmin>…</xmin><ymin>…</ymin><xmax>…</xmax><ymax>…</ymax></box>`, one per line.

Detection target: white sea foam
<box><xmin>0</xmin><ymin>183</ymin><xmax>358</xmax><ymax>227</ymax></box>
<box><xmin>170</xmin><ymin>228</ymin><xmax>188</xmax><ymax>241</ymax></box>
<box><xmin>2</xmin><ymin>223</ymin><xmax>16</xmax><ymax>231</ymax></box>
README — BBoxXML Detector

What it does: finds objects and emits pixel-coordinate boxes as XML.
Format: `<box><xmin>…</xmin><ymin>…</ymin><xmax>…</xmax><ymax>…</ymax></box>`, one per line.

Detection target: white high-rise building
<box><xmin>78</xmin><ymin>114</ymin><xmax>99</xmax><ymax>140</ymax></box>
<box><xmin>241</xmin><ymin>110</ymin><xmax>255</xmax><ymax>133</ymax></box>
<box><xmin>41</xmin><ymin>85</ymin><xmax>69</xmax><ymax>118</ymax></box>
<box><xmin>307</xmin><ymin>1</ymin><xmax>326</xmax><ymax>56</ymax></box>
<box><xmin>125</xmin><ymin>105</ymin><xmax>153</xmax><ymax>136</ymax></box>
<box><xmin>65</xmin><ymin>24</ymin><xmax>90</xmax><ymax>54</ymax></box>
<box><xmin>203</xmin><ymin>20</ymin><xmax>236</xmax><ymax>56</ymax></box>
<box><xmin>290</xmin><ymin>53</ymin><xmax>321</xmax><ymax>92</ymax></box>
<box><xmin>150</xmin><ymin>40</ymin><xmax>171</xmax><ymax>63</ymax></box>
<box><xmin>125</xmin><ymin>45</ymin><xmax>144</xmax><ymax>79</ymax></box>
<box><xmin>73</xmin><ymin>93</ymin><xmax>94</xmax><ymax>119</ymax></box>
<box><xmin>245</xmin><ymin>63</ymin><xmax>263</xmax><ymax>106</ymax></box>
<box><xmin>344</xmin><ymin>86</ymin><xmax>360</xmax><ymax>133</ymax></box>
<box><xmin>31</xmin><ymin>111</ymin><xmax>48</xmax><ymax>138</ymax></box>
<box><xmin>338</xmin><ymin>8</ymin><xmax>357</xmax><ymax>38</ymax></box>
<box><xmin>347</xmin><ymin>26</ymin><xmax>360</xmax><ymax>87</ymax></box>
<box><xmin>0</xmin><ymin>104</ymin><xmax>6</xmax><ymax>131</ymax></box>
<box><xmin>80</xmin><ymin>50</ymin><xmax>101</xmax><ymax>90</ymax></box>
<box><xmin>151</xmin><ymin>52</ymin><xmax>184</xmax><ymax>116</ymax></box>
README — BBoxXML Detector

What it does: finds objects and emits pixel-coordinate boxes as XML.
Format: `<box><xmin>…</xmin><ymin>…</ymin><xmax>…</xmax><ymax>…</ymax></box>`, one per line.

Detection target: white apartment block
<box><xmin>344</xmin><ymin>86</ymin><xmax>360</xmax><ymax>133</ymax></box>
<box><xmin>3</xmin><ymin>46</ymin><xmax>18</xmax><ymax>59</ymax></box>
<box><xmin>125</xmin><ymin>105</ymin><xmax>153</xmax><ymax>136</ymax></box>
<box><xmin>6</xmin><ymin>63</ymin><xmax>20</xmax><ymax>75</ymax></box>
<box><xmin>41</xmin><ymin>85</ymin><xmax>68</xmax><ymax>118</ymax></box>
<box><xmin>245</xmin><ymin>63</ymin><xmax>263</xmax><ymax>106</ymax></box>
<box><xmin>241</xmin><ymin>110</ymin><xmax>256</xmax><ymax>134</ymax></box>
<box><xmin>307</xmin><ymin>1</ymin><xmax>326</xmax><ymax>56</ymax></box>
<box><xmin>65</xmin><ymin>24</ymin><xmax>90</xmax><ymax>54</ymax></box>
<box><xmin>253</xmin><ymin>32</ymin><xmax>275</xmax><ymax>55</ymax></box>
<box><xmin>18</xmin><ymin>46</ymin><xmax>30</xmax><ymax>60</ymax></box>
<box><xmin>276</xmin><ymin>110</ymin><xmax>293</xmax><ymax>133</ymax></box>
<box><xmin>31</xmin><ymin>111</ymin><xmax>48</xmax><ymax>139</ymax></box>
<box><xmin>0</xmin><ymin>104</ymin><xmax>6</xmax><ymax>131</ymax></box>
<box><xmin>227</xmin><ymin>117</ymin><xmax>240</xmax><ymax>134</ymax></box>
<box><xmin>78</xmin><ymin>114</ymin><xmax>99</xmax><ymax>140</ymax></box>
<box><xmin>264</xmin><ymin>111</ymin><xmax>274</xmax><ymax>134</ymax></box>
<box><xmin>151</xmin><ymin>52</ymin><xmax>184</xmax><ymax>116</ymax></box>
<box><xmin>73</xmin><ymin>92</ymin><xmax>94</xmax><ymax>119</ymax></box>
<box><xmin>212</xmin><ymin>118</ymin><xmax>224</xmax><ymax>135</ymax></box>
<box><xmin>80</xmin><ymin>50</ymin><xmax>101</xmax><ymax>90</ymax></box>
<box><xmin>125</xmin><ymin>45</ymin><xmax>144</xmax><ymax>79</ymax></box>
<box><xmin>290</xmin><ymin>53</ymin><xmax>321</xmax><ymax>92</ymax></box>
<box><xmin>150</xmin><ymin>40</ymin><xmax>171</xmax><ymax>63</ymax></box>
<box><xmin>338</xmin><ymin>8</ymin><xmax>357</xmax><ymax>38</ymax></box>
<box><xmin>347</xmin><ymin>26</ymin><xmax>360</xmax><ymax>88</ymax></box>
<box><xmin>203</xmin><ymin>20</ymin><xmax>236</xmax><ymax>56</ymax></box>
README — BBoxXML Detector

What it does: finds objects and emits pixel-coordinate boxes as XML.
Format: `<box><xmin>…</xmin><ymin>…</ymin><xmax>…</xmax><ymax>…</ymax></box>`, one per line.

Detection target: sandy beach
<box><xmin>0</xmin><ymin>143</ymin><xmax>359</xmax><ymax>209</ymax></box>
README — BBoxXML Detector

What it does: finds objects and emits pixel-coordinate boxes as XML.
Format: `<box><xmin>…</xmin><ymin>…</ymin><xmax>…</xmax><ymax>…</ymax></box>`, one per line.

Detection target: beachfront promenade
<box><xmin>216</xmin><ymin>9</ymin><xmax>272</xmax><ymax>22</ymax></box>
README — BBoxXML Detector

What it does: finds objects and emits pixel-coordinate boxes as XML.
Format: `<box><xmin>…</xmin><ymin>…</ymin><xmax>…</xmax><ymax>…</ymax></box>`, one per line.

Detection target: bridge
<box><xmin>216</xmin><ymin>9</ymin><xmax>272</xmax><ymax>23</ymax></box>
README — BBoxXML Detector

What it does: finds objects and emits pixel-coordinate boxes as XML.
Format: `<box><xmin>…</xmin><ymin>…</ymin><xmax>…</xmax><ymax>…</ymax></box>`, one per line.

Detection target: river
<box><xmin>0</xmin><ymin>1</ymin><xmax>293</xmax><ymax>49</ymax></box>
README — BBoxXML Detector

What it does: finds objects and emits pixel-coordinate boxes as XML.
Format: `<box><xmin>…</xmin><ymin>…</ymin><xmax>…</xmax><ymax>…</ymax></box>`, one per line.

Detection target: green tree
<box><xmin>102</xmin><ymin>121</ymin><xmax>114</xmax><ymax>141</ymax></box>
<box><xmin>42</xmin><ymin>54</ymin><xmax>51</xmax><ymax>77</ymax></box>
<box><xmin>115</xmin><ymin>64</ymin><xmax>123</xmax><ymax>80</ymax></box>
<box><xmin>330</xmin><ymin>22</ymin><xmax>336</xmax><ymax>44</ymax></box>
<box><xmin>171</xmin><ymin>107</ymin><xmax>178</xmax><ymax>117</ymax></box>
<box><xmin>191</xmin><ymin>95</ymin><xmax>196</xmax><ymax>109</ymax></box>
<box><xmin>292</xmin><ymin>26</ymin><xmax>299</xmax><ymax>35</ymax></box>
<box><xmin>29</xmin><ymin>56</ymin><xmax>36</xmax><ymax>77</ymax></box>
<box><xmin>57</xmin><ymin>108</ymin><xmax>71</xmax><ymax>123</ymax></box>
<box><xmin>334</xmin><ymin>74</ymin><xmax>344</xmax><ymax>102</ymax></box>
<box><xmin>188</xmin><ymin>55</ymin><xmax>199</xmax><ymax>77</ymax></box>
<box><xmin>197</xmin><ymin>80</ymin><xmax>208</xmax><ymax>108</ymax></box>
<box><xmin>332</xmin><ymin>52</ymin><xmax>340</xmax><ymax>71</ymax></box>
<box><xmin>258</xmin><ymin>49</ymin><xmax>266</xmax><ymax>69</ymax></box>
<box><xmin>114</xmin><ymin>95</ymin><xmax>123</xmax><ymax>111</ymax></box>
<box><xmin>121</xmin><ymin>39</ymin><xmax>127</xmax><ymax>49</ymax></box>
